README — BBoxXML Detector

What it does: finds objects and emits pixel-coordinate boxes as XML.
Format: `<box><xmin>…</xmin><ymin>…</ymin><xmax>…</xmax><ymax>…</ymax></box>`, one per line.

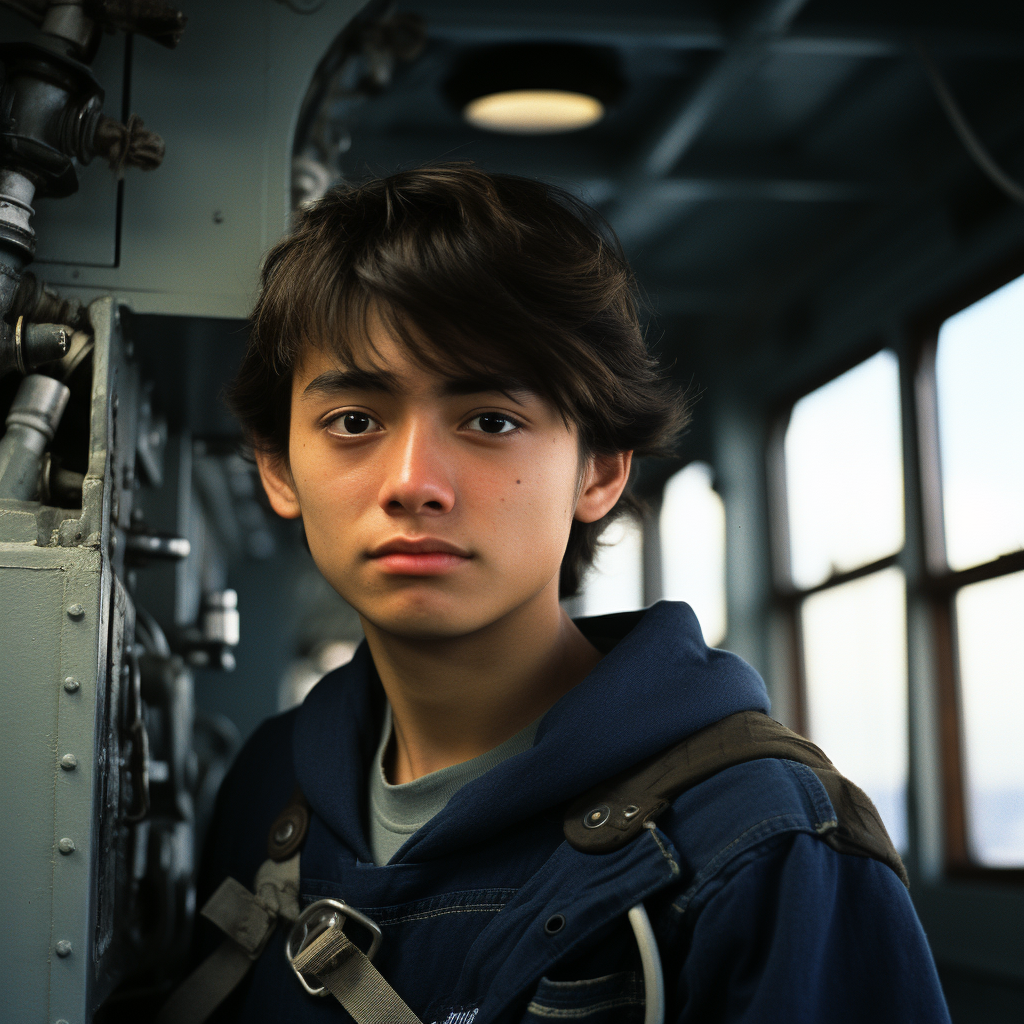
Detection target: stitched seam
<box><xmin>670</xmin><ymin>812</ymin><xmax>811</xmax><ymax>915</ymax></box>
<box><xmin>645</xmin><ymin>823</ymin><xmax>681</xmax><ymax>876</ymax></box>
<box><xmin>300</xmin><ymin>886</ymin><xmax>517</xmax><ymax>923</ymax></box>
<box><xmin>526</xmin><ymin>995</ymin><xmax>644</xmax><ymax>1018</ymax></box>
<box><xmin>379</xmin><ymin>903</ymin><xmax>508</xmax><ymax>925</ymax></box>
<box><xmin>780</xmin><ymin>759</ymin><xmax>836</xmax><ymax>827</ymax></box>
<box><xmin>535</xmin><ymin>973</ymin><xmax>637</xmax><ymax>991</ymax></box>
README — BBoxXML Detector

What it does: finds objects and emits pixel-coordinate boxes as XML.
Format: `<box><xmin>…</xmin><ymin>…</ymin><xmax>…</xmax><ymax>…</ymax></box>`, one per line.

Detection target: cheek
<box><xmin>483</xmin><ymin>452</ymin><xmax>578</xmax><ymax>550</ymax></box>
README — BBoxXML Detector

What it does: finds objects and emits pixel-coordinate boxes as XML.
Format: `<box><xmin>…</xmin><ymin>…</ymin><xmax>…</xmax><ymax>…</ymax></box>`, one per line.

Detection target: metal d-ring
<box><xmin>286</xmin><ymin>898</ymin><xmax>383</xmax><ymax>997</ymax></box>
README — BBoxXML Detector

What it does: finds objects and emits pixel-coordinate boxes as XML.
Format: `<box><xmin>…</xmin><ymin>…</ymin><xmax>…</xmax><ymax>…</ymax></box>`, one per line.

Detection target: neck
<box><xmin>359</xmin><ymin>583</ymin><xmax>602</xmax><ymax>784</ymax></box>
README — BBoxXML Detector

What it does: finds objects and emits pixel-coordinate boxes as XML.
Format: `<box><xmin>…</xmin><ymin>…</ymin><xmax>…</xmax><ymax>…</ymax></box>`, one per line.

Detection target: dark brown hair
<box><xmin>228</xmin><ymin>163</ymin><xmax>688</xmax><ymax>597</ymax></box>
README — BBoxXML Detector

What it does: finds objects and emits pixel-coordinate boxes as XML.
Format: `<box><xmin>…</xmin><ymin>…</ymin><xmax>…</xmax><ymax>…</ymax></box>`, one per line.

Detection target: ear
<box><xmin>254</xmin><ymin>449</ymin><xmax>302</xmax><ymax>520</ymax></box>
<box><xmin>574</xmin><ymin>450</ymin><xmax>633</xmax><ymax>523</ymax></box>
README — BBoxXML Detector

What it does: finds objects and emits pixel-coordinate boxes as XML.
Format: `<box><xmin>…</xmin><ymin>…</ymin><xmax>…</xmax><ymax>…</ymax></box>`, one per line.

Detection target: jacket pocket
<box><xmin>524</xmin><ymin>971</ymin><xmax>645</xmax><ymax>1021</ymax></box>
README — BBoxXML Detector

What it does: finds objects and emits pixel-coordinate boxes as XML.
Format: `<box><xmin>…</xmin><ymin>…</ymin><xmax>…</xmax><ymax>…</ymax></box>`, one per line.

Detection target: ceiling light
<box><xmin>445</xmin><ymin>44</ymin><xmax>624</xmax><ymax>137</ymax></box>
<box><xmin>464</xmin><ymin>90</ymin><xmax>605</xmax><ymax>135</ymax></box>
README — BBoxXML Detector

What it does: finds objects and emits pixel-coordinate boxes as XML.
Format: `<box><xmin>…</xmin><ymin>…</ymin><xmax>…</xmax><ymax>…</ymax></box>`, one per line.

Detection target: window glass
<box><xmin>660</xmin><ymin>461</ymin><xmax>727</xmax><ymax>646</ymax></box>
<box><xmin>785</xmin><ymin>351</ymin><xmax>904</xmax><ymax>590</ymax></box>
<box><xmin>935</xmin><ymin>273</ymin><xmax>1024</xmax><ymax>572</ymax></box>
<box><xmin>956</xmin><ymin>571</ymin><xmax>1024</xmax><ymax>867</ymax></box>
<box><xmin>579</xmin><ymin>516</ymin><xmax>644</xmax><ymax>618</ymax></box>
<box><xmin>801</xmin><ymin>567</ymin><xmax>908</xmax><ymax>850</ymax></box>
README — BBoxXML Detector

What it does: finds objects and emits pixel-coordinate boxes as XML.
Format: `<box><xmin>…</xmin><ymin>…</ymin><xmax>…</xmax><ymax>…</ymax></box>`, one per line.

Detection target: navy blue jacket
<box><xmin>198</xmin><ymin>601</ymin><xmax>951</xmax><ymax>1023</ymax></box>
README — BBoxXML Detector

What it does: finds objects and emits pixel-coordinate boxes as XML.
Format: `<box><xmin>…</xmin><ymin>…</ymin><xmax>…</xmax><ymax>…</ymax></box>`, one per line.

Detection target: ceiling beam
<box><xmin>344</xmin><ymin>133</ymin><xmax>876</xmax><ymax>207</ymax></box>
<box><xmin>422</xmin><ymin>9</ymin><xmax>1024</xmax><ymax>60</ymax></box>
<box><xmin>607</xmin><ymin>0</ymin><xmax>816</xmax><ymax>248</ymax></box>
<box><xmin>649</xmin><ymin>177</ymin><xmax>876</xmax><ymax>203</ymax></box>
<box><xmin>633</xmin><ymin>0</ymin><xmax>814</xmax><ymax>181</ymax></box>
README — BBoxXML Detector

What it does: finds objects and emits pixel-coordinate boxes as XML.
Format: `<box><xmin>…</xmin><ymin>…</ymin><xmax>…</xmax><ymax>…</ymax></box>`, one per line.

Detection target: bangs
<box><xmin>229</xmin><ymin>164</ymin><xmax>689</xmax><ymax>596</ymax></box>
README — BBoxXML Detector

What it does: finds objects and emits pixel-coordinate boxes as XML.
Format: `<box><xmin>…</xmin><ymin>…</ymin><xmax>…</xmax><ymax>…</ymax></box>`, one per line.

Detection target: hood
<box><xmin>293</xmin><ymin>600</ymin><xmax>770</xmax><ymax>864</ymax></box>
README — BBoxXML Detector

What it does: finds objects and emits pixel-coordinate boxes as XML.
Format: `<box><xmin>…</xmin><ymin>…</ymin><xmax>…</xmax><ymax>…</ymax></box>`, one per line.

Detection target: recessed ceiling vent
<box><xmin>445</xmin><ymin>44</ymin><xmax>625</xmax><ymax>135</ymax></box>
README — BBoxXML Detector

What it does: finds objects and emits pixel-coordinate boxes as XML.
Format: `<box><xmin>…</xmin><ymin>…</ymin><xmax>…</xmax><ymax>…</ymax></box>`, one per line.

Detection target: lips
<box><xmin>368</xmin><ymin>537</ymin><xmax>471</xmax><ymax>575</ymax></box>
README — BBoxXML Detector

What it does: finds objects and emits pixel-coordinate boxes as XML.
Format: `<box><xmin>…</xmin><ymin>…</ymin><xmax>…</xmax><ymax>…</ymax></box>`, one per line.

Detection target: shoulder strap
<box><xmin>563</xmin><ymin>710</ymin><xmax>908</xmax><ymax>888</ymax></box>
<box><xmin>156</xmin><ymin>786</ymin><xmax>312</xmax><ymax>1024</ymax></box>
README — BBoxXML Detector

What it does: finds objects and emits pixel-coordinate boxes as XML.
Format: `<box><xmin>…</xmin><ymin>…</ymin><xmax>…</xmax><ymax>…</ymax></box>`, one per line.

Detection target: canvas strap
<box><xmin>155</xmin><ymin>853</ymin><xmax>301</xmax><ymax>1024</ymax></box>
<box><xmin>563</xmin><ymin>709</ymin><xmax>909</xmax><ymax>888</ymax></box>
<box><xmin>291</xmin><ymin>927</ymin><xmax>425</xmax><ymax>1024</ymax></box>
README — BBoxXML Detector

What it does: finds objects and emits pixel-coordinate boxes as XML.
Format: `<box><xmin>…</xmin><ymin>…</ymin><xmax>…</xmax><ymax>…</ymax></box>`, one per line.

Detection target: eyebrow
<box><xmin>302</xmin><ymin>368</ymin><xmax>401</xmax><ymax>398</ymax></box>
<box><xmin>301</xmin><ymin>368</ymin><xmax>535</xmax><ymax>404</ymax></box>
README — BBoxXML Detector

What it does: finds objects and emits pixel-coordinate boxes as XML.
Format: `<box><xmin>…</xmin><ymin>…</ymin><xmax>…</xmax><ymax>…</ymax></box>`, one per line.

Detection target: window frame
<box><xmin>766</xmin><ymin>341</ymin><xmax>904</xmax><ymax>741</ymax></box>
<box><xmin>912</xmin><ymin>255</ymin><xmax>1024</xmax><ymax>882</ymax></box>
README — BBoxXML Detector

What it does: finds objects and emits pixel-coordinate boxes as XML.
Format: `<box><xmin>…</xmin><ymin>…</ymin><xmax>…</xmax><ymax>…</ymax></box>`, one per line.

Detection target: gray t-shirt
<box><xmin>368</xmin><ymin>704</ymin><xmax>541</xmax><ymax>866</ymax></box>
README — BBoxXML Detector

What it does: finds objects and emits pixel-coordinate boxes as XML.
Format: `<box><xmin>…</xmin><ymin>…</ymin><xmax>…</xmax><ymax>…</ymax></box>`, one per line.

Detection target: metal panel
<box><xmin>16</xmin><ymin>0</ymin><xmax>369</xmax><ymax>319</ymax></box>
<box><xmin>0</xmin><ymin>559</ymin><xmax>64</xmax><ymax>1022</ymax></box>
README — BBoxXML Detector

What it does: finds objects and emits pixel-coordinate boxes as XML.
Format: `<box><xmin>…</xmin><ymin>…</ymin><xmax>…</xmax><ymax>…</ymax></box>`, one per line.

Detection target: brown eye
<box><xmin>468</xmin><ymin>413</ymin><xmax>520</xmax><ymax>434</ymax></box>
<box><xmin>328</xmin><ymin>411</ymin><xmax>382</xmax><ymax>436</ymax></box>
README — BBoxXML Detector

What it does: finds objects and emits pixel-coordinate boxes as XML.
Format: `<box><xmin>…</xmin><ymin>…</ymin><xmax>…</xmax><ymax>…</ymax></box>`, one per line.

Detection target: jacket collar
<box><xmin>293</xmin><ymin>601</ymin><xmax>769</xmax><ymax>863</ymax></box>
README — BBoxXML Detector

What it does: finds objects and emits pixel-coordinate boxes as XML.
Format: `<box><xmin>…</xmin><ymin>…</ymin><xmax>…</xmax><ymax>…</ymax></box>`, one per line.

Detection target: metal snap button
<box><xmin>544</xmin><ymin>914</ymin><xmax>565</xmax><ymax>936</ymax></box>
<box><xmin>583</xmin><ymin>804</ymin><xmax>610</xmax><ymax>828</ymax></box>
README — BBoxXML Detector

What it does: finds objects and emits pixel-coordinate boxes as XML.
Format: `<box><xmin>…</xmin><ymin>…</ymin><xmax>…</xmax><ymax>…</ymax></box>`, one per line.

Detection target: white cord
<box><xmin>627</xmin><ymin>902</ymin><xmax>665</xmax><ymax>1024</ymax></box>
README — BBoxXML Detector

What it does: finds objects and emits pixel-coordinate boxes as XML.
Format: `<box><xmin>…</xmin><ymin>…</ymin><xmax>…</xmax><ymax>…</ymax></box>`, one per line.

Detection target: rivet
<box><xmin>60</xmin><ymin>753</ymin><xmax>78</xmax><ymax>771</ymax></box>
<box><xmin>63</xmin><ymin>677</ymin><xmax>80</xmax><ymax>693</ymax></box>
<box><xmin>66</xmin><ymin>603</ymin><xmax>84</xmax><ymax>620</ymax></box>
<box><xmin>623</xmin><ymin>804</ymin><xmax>640</xmax><ymax>819</ymax></box>
<box><xmin>55</xmin><ymin>940</ymin><xmax>72</xmax><ymax>957</ymax></box>
<box><xmin>56</xmin><ymin>1019</ymin><xmax>70</xmax><ymax>1024</ymax></box>
<box><xmin>273</xmin><ymin>820</ymin><xmax>295</xmax><ymax>845</ymax></box>
<box><xmin>544</xmin><ymin>914</ymin><xmax>565</xmax><ymax>936</ymax></box>
<box><xmin>583</xmin><ymin>805</ymin><xmax>610</xmax><ymax>829</ymax></box>
<box><xmin>58</xmin><ymin>838</ymin><xmax>75</xmax><ymax>855</ymax></box>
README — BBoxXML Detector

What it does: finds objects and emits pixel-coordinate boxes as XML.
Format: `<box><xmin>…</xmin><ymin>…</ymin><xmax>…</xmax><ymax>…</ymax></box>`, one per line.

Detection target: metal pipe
<box><xmin>0</xmin><ymin>373</ymin><xmax>71</xmax><ymax>500</ymax></box>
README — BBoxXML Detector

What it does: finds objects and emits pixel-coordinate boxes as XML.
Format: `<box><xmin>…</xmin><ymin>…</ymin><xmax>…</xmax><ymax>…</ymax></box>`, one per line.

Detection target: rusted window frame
<box><xmin>913</xmin><ymin>256</ymin><xmax>1024</xmax><ymax>882</ymax></box>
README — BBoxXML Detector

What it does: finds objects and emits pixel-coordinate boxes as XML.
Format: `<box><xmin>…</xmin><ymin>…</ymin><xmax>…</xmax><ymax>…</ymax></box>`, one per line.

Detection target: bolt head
<box><xmin>63</xmin><ymin>677</ymin><xmax>80</xmax><ymax>693</ymax></box>
<box><xmin>58</xmin><ymin>837</ymin><xmax>75</xmax><ymax>855</ymax></box>
<box><xmin>55</xmin><ymin>940</ymin><xmax>72</xmax><ymax>957</ymax></box>
<box><xmin>66</xmin><ymin>603</ymin><xmax>84</xmax><ymax>620</ymax></box>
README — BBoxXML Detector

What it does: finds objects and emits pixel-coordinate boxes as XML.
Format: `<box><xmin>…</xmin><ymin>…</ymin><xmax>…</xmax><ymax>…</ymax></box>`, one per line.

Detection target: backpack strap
<box><xmin>158</xmin><ymin>784</ymin><xmax>427</xmax><ymax>1024</ymax></box>
<box><xmin>156</xmin><ymin>786</ymin><xmax>311</xmax><ymax>1024</ymax></box>
<box><xmin>563</xmin><ymin>710</ymin><xmax>908</xmax><ymax>888</ymax></box>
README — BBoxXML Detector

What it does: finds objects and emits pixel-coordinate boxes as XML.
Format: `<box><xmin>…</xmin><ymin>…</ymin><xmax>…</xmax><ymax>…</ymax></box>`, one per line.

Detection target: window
<box><xmin>783</xmin><ymin>351</ymin><xmax>904</xmax><ymax>590</ymax></box>
<box><xmin>921</xmin><ymin>270</ymin><xmax>1024</xmax><ymax>872</ymax></box>
<box><xmin>578</xmin><ymin>516</ymin><xmax>644</xmax><ymax>618</ymax></box>
<box><xmin>660</xmin><ymin>461</ymin><xmax>727</xmax><ymax>646</ymax></box>
<box><xmin>935</xmin><ymin>274</ymin><xmax>1024</xmax><ymax>572</ymax></box>
<box><xmin>956</xmin><ymin>572</ymin><xmax>1024</xmax><ymax>867</ymax></box>
<box><xmin>775</xmin><ymin>350</ymin><xmax>909</xmax><ymax>849</ymax></box>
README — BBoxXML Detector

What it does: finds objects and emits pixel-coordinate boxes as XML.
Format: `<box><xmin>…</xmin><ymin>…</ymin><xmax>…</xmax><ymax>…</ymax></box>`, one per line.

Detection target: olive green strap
<box><xmin>292</xmin><ymin>927</ymin><xmax>425</xmax><ymax>1024</ymax></box>
<box><xmin>154</xmin><ymin>938</ymin><xmax>254</xmax><ymax>1024</ymax></box>
<box><xmin>155</xmin><ymin>854</ymin><xmax>301</xmax><ymax>1024</ymax></box>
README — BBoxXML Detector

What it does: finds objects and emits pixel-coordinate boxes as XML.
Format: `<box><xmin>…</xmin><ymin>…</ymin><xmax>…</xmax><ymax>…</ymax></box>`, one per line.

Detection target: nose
<box><xmin>377</xmin><ymin>417</ymin><xmax>456</xmax><ymax>517</ymax></box>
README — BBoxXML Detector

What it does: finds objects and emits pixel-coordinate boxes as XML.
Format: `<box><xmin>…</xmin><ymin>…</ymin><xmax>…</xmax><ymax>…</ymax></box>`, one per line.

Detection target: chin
<box><xmin>343</xmin><ymin>586</ymin><xmax>497</xmax><ymax>640</ymax></box>
<box><xmin>368</xmin><ymin>605</ymin><xmax>495</xmax><ymax>641</ymax></box>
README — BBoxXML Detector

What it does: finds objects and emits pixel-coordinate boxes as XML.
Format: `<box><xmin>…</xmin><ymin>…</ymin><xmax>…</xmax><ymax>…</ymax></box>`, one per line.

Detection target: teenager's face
<box><xmin>255</xmin><ymin>318</ymin><xmax>630</xmax><ymax>640</ymax></box>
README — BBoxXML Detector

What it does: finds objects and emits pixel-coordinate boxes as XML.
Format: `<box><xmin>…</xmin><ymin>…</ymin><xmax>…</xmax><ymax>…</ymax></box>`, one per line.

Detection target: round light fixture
<box><xmin>464</xmin><ymin>89</ymin><xmax>605</xmax><ymax>135</ymax></box>
<box><xmin>445</xmin><ymin>45</ymin><xmax>624</xmax><ymax>137</ymax></box>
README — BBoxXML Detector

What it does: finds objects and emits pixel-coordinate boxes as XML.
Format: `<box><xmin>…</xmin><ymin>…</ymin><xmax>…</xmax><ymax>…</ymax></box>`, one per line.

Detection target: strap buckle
<box><xmin>285</xmin><ymin>898</ymin><xmax>383</xmax><ymax>997</ymax></box>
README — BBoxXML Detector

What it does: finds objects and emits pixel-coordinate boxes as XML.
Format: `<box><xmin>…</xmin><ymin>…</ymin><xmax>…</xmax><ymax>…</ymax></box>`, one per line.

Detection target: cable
<box><xmin>914</xmin><ymin>37</ymin><xmax>1024</xmax><ymax>206</ymax></box>
<box><xmin>627</xmin><ymin>902</ymin><xmax>665</xmax><ymax>1024</ymax></box>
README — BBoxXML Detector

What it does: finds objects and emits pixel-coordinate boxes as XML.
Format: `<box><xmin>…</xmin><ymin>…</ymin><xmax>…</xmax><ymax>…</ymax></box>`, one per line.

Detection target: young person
<box><xmin>170</xmin><ymin>165</ymin><xmax>950</xmax><ymax>1024</ymax></box>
